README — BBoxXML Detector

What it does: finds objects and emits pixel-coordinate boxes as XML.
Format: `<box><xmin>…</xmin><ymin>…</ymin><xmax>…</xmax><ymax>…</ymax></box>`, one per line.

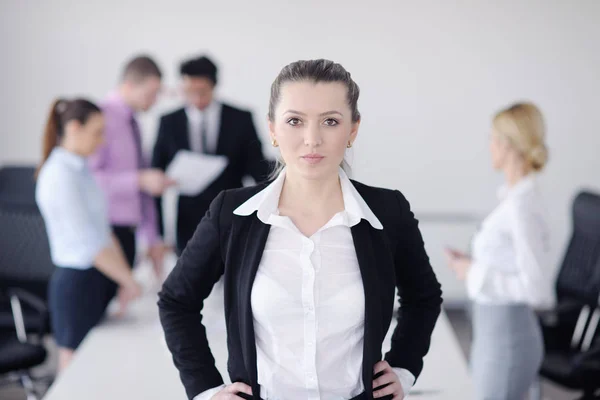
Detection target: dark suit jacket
<box><xmin>158</xmin><ymin>181</ymin><xmax>443</xmax><ymax>400</ymax></box>
<box><xmin>151</xmin><ymin>104</ymin><xmax>273</xmax><ymax>251</ymax></box>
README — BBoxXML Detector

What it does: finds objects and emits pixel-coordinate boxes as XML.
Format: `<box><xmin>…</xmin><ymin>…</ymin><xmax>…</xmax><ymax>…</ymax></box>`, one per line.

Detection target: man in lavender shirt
<box><xmin>90</xmin><ymin>55</ymin><xmax>174</xmax><ymax>278</ymax></box>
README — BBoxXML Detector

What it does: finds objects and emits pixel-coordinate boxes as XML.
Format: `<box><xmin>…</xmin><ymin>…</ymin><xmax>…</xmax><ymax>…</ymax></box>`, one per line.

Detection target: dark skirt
<box><xmin>48</xmin><ymin>266</ymin><xmax>118</xmax><ymax>350</ymax></box>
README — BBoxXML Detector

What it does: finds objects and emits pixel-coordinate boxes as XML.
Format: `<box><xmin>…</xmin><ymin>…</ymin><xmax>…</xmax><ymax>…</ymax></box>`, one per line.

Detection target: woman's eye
<box><xmin>287</xmin><ymin>118</ymin><xmax>301</xmax><ymax>126</ymax></box>
<box><xmin>323</xmin><ymin>118</ymin><xmax>339</xmax><ymax>126</ymax></box>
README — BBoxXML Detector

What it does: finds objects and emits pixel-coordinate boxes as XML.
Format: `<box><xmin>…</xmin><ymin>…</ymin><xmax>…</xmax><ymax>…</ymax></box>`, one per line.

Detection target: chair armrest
<box><xmin>7</xmin><ymin>288</ymin><xmax>47</xmax><ymax>314</ymax></box>
<box><xmin>573</xmin><ymin>343</ymin><xmax>600</xmax><ymax>380</ymax></box>
<box><xmin>539</xmin><ymin>301</ymin><xmax>586</xmax><ymax>352</ymax></box>
<box><xmin>7</xmin><ymin>288</ymin><xmax>48</xmax><ymax>340</ymax></box>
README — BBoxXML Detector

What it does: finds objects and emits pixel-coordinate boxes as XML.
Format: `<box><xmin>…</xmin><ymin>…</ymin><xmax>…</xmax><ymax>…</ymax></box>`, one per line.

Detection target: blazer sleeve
<box><xmin>157</xmin><ymin>190</ymin><xmax>227</xmax><ymax>399</ymax></box>
<box><xmin>384</xmin><ymin>190</ymin><xmax>443</xmax><ymax>380</ymax></box>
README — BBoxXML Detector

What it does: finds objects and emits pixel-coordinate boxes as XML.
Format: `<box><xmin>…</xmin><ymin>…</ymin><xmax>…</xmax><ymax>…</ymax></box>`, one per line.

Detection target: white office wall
<box><xmin>1</xmin><ymin>0</ymin><xmax>599</xmax><ymax>302</ymax></box>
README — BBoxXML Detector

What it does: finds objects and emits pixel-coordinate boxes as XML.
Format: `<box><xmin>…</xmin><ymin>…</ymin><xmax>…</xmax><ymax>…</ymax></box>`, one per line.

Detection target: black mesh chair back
<box><xmin>0</xmin><ymin>166</ymin><xmax>37</xmax><ymax>206</ymax></box>
<box><xmin>0</xmin><ymin>202</ymin><xmax>54</xmax><ymax>297</ymax></box>
<box><xmin>556</xmin><ymin>191</ymin><xmax>600</xmax><ymax>306</ymax></box>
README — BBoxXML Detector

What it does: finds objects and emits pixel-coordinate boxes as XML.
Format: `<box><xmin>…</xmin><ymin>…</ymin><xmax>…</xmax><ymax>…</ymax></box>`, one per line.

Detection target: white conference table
<box><xmin>44</xmin><ymin>269</ymin><xmax>472</xmax><ymax>399</ymax></box>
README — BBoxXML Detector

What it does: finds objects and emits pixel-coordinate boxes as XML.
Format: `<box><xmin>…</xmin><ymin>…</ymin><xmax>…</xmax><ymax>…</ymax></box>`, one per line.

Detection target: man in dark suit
<box><xmin>151</xmin><ymin>55</ymin><xmax>272</xmax><ymax>253</ymax></box>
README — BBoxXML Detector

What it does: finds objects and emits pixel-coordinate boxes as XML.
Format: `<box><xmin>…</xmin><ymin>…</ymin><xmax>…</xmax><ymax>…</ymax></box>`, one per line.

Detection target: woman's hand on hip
<box><xmin>211</xmin><ymin>382</ymin><xmax>253</xmax><ymax>399</ymax></box>
<box><xmin>373</xmin><ymin>361</ymin><xmax>405</xmax><ymax>399</ymax></box>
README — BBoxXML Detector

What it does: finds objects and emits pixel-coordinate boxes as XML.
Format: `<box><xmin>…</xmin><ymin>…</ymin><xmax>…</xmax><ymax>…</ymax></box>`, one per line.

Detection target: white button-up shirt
<box><xmin>467</xmin><ymin>174</ymin><xmax>556</xmax><ymax>309</ymax></box>
<box><xmin>186</xmin><ymin>101</ymin><xmax>222</xmax><ymax>154</ymax></box>
<box><xmin>195</xmin><ymin>168</ymin><xmax>414</xmax><ymax>400</ymax></box>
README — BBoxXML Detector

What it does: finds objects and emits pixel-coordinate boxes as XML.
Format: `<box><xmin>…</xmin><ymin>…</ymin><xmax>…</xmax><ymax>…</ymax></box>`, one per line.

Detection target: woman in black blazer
<box><xmin>158</xmin><ymin>59</ymin><xmax>442</xmax><ymax>400</ymax></box>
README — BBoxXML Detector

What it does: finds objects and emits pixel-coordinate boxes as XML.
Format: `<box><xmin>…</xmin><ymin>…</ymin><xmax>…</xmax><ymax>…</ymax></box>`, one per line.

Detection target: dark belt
<box><xmin>235</xmin><ymin>392</ymin><xmax>391</xmax><ymax>400</ymax></box>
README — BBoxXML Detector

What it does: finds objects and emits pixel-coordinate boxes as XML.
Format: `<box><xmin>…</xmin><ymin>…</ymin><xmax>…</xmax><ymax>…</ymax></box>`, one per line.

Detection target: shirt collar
<box><xmin>233</xmin><ymin>167</ymin><xmax>383</xmax><ymax>230</ymax></box>
<box><xmin>105</xmin><ymin>91</ymin><xmax>135</xmax><ymax>118</ymax></box>
<box><xmin>185</xmin><ymin>101</ymin><xmax>219</xmax><ymax>121</ymax></box>
<box><xmin>52</xmin><ymin>147</ymin><xmax>87</xmax><ymax>171</ymax></box>
<box><xmin>497</xmin><ymin>173</ymin><xmax>537</xmax><ymax>200</ymax></box>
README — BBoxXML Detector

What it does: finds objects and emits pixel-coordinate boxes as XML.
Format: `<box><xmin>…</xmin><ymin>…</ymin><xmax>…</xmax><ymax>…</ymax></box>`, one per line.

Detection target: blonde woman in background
<box><xmin>445</xmin><ymin>102</ymin><xmax>554</xmax><ymax>400</ymax></box>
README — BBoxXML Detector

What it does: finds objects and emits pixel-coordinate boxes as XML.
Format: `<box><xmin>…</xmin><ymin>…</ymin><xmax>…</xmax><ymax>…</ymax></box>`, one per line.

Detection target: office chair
<box><xmin>0</xmin><ymin>165</ymin><xmax>37</xmax><ymax>206</ymax></box>
<box><xmin>0</xmin><ymin>202</ymin><xmax>55</xmax><ymax>335</ymax></box>
<box><xmin>540</xmin><ymin>191</ymin><xmax>600</xmax><ymax>399</ymax></box>
<box><xmin>0</xmin><ymin>288</ymin><xmax>49</xmax><ymax>400</ymax></box>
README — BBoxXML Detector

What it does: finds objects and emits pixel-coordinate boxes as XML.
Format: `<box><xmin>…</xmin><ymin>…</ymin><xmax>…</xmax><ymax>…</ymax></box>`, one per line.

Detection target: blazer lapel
<box><xmin>215</xmin><ymin>105</ymin><xmax>228</xmax><ymax>155</ymax></box>
<box><xmin>352</xmin><ymin>220</ymin><xmax>386</xmax><ymax>400</ymax></box>
<box><xmin>234</xmin><ymin>214</ymin><xmax>270</xmax><ymax>397</ymax></box>
<box><xmin>177</xmin><ymin>109</ymin><xmax>191</xmax><ymax>151</ymax></box>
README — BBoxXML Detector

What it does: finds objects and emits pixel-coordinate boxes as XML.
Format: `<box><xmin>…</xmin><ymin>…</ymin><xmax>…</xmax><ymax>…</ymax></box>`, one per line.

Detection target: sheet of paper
<box><xmin>166</xmin><ymin>150</ymin><xmax>228</xmax><ymax>196</ymax></box>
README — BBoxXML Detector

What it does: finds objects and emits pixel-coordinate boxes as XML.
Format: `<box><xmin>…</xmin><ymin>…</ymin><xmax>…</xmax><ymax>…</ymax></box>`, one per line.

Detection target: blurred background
<box><xmin>1</xmin><ymin>1</ymin><xmax>599</xmax><ymax>399</ymax></box>
<box><xmin>2</xmin><ymin>0</ymin><xmax>600</xmax><ymax>302</ymax></box>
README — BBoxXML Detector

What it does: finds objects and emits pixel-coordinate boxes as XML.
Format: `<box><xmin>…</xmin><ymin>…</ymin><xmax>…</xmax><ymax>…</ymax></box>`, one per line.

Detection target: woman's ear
<box><xmin>268</xmin><ymin>118</ymin><xmax>277</xmax><ymax>142</ymax></box>
<box><xmin>349</xmin><ymin>119</ymin><xmax>360</xmax><ymax>143</ymax></box>
<box><xmin>64</xmin><ymin>119</ymin><xmax>82</xmax><ymax>135</ymax></box>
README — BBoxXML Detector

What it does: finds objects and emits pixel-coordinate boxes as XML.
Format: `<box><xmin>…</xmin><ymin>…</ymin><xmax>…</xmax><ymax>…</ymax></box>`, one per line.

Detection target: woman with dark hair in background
<box><xmin>158</xmin><ymin>60</ymin><xmax>442</xmax><ymax>400</ymax></box>
<box><xmin>35</xmin><ymin>98</ymin><xmax>141</xmax><ymax>372</ymax></box>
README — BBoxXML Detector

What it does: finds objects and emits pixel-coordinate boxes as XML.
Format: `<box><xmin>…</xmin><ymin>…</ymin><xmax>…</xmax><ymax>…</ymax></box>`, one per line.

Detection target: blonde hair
<box><xmin>493</xmin><ymin>102</ymin><xmax>548</xmax><ymax>171</ymax></box>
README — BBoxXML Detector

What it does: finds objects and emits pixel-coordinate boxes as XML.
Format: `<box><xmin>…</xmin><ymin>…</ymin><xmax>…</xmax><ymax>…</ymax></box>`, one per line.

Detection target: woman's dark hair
<box><xmin>268</xmin><ymin>59</ymin><xmax>361</xmax><ymax>122</ymax></box>
<box><xmin>180</xmin><ymin>55</ymin><xmax>218</xmax><ymax>85</ymax></box>
<box><xmin>37</xmin><ymin>98</ymin><xmax>101</xmax><ymax>176</ymax></box>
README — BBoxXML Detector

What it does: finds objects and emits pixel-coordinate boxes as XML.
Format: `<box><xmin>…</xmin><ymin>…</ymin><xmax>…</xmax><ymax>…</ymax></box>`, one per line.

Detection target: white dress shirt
<box><xmin>467</xmin><ymin>174</ymin><xmax>555</xmax><ymax>309</ymax></box>
<box><xmin>194</xmin><ymin>168</ymin><xmax>414</xmax><ymax>400</ymax></box>
<box><xmin>186</xmin><ymin>101</ymin><xmax>222</xmax><ymax>154</ymax></box>
<box><xmin>35</xmin><ymin>147</ymin><xmax>111</xmax><ymax>268</ymax></box>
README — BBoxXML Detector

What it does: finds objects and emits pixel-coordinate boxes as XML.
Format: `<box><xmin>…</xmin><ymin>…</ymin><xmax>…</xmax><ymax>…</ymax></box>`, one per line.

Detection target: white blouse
<box><xmin>467</xmin><ymin>174</ymin><xmax>555</xmax><ymax>309</ymax></box>
<box><xmin>35</xmin><ymin>147</ymin><xmax>111</xmax><ymax>268</ymax></box>
<box><xmin>195</xmin><ymin>168</ymin><xmax>414</xmax><ymax>400</ymax></box>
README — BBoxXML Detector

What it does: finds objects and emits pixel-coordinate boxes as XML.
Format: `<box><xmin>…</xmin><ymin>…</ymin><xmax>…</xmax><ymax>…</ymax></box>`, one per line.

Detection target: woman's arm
<box><xmin>93</xmin><ymin>235</ymin><xmax>137</xmax><ymax>288</ymax></box>
<box><xmin>466</xmin><ymin>197</ymin><xmax>555</xmax><ymax>309</ymax></box>
<box><xmin>384</xmin><ymin>191</ymin><xmax>443</xmax><ymax>380</ymax></box>
<box><xmin>158</xmin><ymin>191</ymin><xmax>227</xmax><ymax>400</ymax></box>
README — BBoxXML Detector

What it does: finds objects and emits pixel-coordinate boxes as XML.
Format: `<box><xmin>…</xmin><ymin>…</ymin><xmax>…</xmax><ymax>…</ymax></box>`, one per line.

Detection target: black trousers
<box><xmin>112</xmin><ymin>225</ymin><xmax>137</xmax><ymax>267</ymax></box>
<box><xmin>106</xmin><ymin>225</ymin><xmax>137</xmax><ymax>300</ymax></box>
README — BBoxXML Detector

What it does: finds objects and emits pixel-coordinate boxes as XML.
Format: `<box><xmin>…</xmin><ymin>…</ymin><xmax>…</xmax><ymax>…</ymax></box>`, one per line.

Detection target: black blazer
<box><xmin>151</xmin><ymin>104</ymin><xmax>273</xmax><ymax>251</ymax></box>
<box><xmin>158</xmin><ymin>181</ymin><xmax>443</xmax><ymax>400</ymax></box>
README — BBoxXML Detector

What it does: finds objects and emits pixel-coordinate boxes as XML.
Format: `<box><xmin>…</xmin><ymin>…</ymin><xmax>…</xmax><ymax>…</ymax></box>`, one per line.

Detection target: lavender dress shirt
<box><xmin>89</xmin><ymin>91</ymin><xmax>159</xmax><ymax>247</ymax></box>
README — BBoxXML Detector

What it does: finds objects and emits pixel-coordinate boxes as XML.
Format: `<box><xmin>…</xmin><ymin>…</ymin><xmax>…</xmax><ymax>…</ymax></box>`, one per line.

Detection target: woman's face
<box><xmin>489</xmin><ymin>128</ymin><xmax>511</xmax><ymax>170</ymax></box>
<box><xmin>269</xmin><ymin>81</ymin><xmax>359</xmax><ymax>181</ymax></box>
<box><xmin>66</xmin><ymin>113</ymin><xmax>105</xmax><ymax>156</ymax></box>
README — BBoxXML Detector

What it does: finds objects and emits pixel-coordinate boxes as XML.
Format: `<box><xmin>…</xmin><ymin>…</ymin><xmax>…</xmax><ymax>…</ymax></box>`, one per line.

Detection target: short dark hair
<box><xmin>268</xmin><ymin>59</ymin><xmax>360</xmax><ymax>122</ymax></box>
<box><xmin>122</xmin><ymin>55</ymin><xmax>162</xmax><ymax>83</ymax></box>
<box><xmin>180</xmin><ymin>56</ymin><xmax>218</xmax><ymax>85</ymax></box>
